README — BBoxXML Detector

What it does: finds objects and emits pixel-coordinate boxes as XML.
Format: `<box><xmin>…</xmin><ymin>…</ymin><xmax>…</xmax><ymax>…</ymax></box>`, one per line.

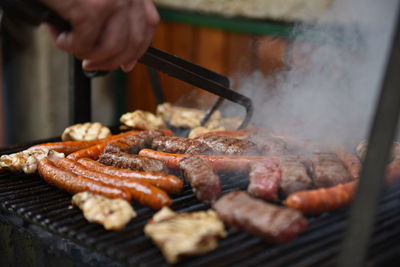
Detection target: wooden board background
<box><xmin>126</xmin><ymin>21</ymin><xmax>288</xmax><ymax>113</ymax></box>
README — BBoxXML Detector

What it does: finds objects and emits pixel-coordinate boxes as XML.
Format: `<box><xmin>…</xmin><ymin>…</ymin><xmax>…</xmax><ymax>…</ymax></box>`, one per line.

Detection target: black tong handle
<box><xmin>2</xmin><ymin>0</ymin><xmax>253</xmax><ymax>129</ymax></box>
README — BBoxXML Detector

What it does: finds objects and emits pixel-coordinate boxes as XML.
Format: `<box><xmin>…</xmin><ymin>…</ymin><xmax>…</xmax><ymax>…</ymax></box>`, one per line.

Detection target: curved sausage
<box><xmin>30</xmin><ymin>130</ymin><xmax>140</xmax><ymax>155</ymax></box>
<box><xmin>77</xmin><ymin>158</ymin><xmax>183</xmax><ymax>194</ymax></box>
<box><xmin>67</xmin><ymin>143</ymin><xmax>108</xmax><ymax>161</ymax></box>
<box><xmin>37</xmin><ymin>158</ymin><xmax>131</xmax><ymax>200</ymax></box>
<box><xmin>138</xmin><ymin>149</ymin><xmax>277</xmax><ymax>173</ymax></box>
<box><xmin>54</xmin><ymin>158</ymin><xmax>171</xmax><ymax>210</ymax></box>
<box><xmin>284</xmin><ymin>182</ymin><xmax>357</xmax><ymax>215</ymax></box>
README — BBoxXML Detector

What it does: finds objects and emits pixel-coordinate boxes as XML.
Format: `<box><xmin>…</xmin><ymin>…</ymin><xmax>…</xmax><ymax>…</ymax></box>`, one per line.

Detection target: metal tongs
<box><xmin>1</xmin><ymin>0</ymin><xmax>253</xmax><ymax>129</ymax></box>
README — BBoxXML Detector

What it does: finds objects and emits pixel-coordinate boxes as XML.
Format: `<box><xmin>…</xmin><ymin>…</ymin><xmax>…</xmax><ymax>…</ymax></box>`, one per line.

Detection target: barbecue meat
<box><xmin>98</xmin><ymin>152</ymin><xmax>168</xmax><ymax>173</ymax></box>
<box><xmin>195</xmin><ymin>135</ymin><xmax>258</xmax><ymax>155</ymax></box>
<box><xmin>250</xmin><ymin>135</ymin><xmax>289</xmax><ymax>156</ymax></box>
<box><xmin>0</xmin><ymin>148</ymin><xmax>64</xmax><ymax>174</ymax></box>
<box><xmin>213</xmin><ymin>191</ymin><xmax>308</xmax><ymax>243</ymax></box>
<box><xmin>179</xmin><ymin>156</ymin><xmax>221</xmax><ymax>203</ymax></box>
<box><xmin>278</xmin><ymin>155</ymin><xmax>313</xmax><ymax>195</ymax></box>
<box><xmin>120</xmin><ymin>110</ymin><xmax>165</xmax><ymax>130</ymax></box>
<box><xmin>247</xmin><ymin>161</ymin><xmax>281</xmax><ymax>201</ymax></box>
<box><xmin>144</xmin><ymin>207</ymin><xmax>226</xmax><ymax>264</ymax></box>
<box><xmin>356</xmin><ymin>140</ymin><xmax>400</xmax><ymax>161</ymax></box>
<box><xmin>61</xmin><ymin>122</ymin><xmax>111</xmax><ymax>141</ymax></box>
<box><xmin>104</xmin><ymin>130</ymin><xmax>165</xmax><ymax>154</ymax></box>
<box><xmin>151</xmin><ymin>136</ymin><xmax>212</xmax><ymax>154</ymax></box>
<box><xmin>309</xmin><ymin>153</ymin><xmax>351</xmax><ymax>188</ymax></box>
<box><xmin>72</xmin><ymin>191</ymin><xmax>136</xmax><ymax>230</ymax></box>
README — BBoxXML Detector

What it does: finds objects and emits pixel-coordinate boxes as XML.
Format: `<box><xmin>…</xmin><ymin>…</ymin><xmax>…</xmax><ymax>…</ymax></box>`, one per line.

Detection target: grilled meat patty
<box><xmin>179</xmin><ymin>156</ymin><xmax>221</xmax><ymax>203</ymax></box>
<box><xmin>279</xmin><ymin>155</ymin><xmax>313</xmax><ymax>195</ymax></box>
<box><xmin>195</xmin><ymin>135</ymin><xmax>258</xmax><ymax>155</ymax></box>
<box><xmin>309</xmin><ymin>153</ymin><xmax>351</xmax><ymax>188</ymax></box>
<box><xmin>152</xmin><ymin>136</ymin><xmax>212</xmax><ymax>154</ymax></box>
<box><xmin>98</xmin><ymin>152</ymin><xmax>168</xmax><ymax>173</ymax></box>
<box><xmin>213</xmin><ymin>191</ymin><xmax>308</xmax><ymax>243</ymax></box>
<box><xmin>104</xmin><ymin>130</ymin><xmax>165</xmax><ymax>154</ymax></box>
<box><xmin>247</xmin><ymin>161</ymin><xmax>281</xmax><ymax>201</ymax></box>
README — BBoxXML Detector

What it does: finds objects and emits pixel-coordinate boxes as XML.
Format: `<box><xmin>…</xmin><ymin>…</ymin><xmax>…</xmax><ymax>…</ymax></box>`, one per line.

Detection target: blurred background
<box><xmin>0</xmin><ymin>0</ymin><xmax>350</xmax><ymax>146</ymax></box>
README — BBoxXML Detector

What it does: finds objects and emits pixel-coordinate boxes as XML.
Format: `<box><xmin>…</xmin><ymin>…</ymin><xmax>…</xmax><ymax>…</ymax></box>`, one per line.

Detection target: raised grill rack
<box><xmin>1</xmin><ymin>140</ymin><xmax>400</xmax><ymax>266</ymax></box>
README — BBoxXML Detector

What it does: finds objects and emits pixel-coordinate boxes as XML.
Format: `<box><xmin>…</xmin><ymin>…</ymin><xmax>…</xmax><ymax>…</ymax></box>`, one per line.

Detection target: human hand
<box><xmin>42</xmin><ymin>0</ymin><xmax>159</xmax><ymax>72</ymax></box>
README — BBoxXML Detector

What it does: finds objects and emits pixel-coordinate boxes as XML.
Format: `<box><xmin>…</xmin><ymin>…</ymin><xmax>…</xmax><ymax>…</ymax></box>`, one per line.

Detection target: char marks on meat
<box><xmin>252</xmin><ymin>136</ymin><xmax>289</xmax><ymax>156</ymax></box>
<box><xmin>99</xmin><ymin>152</ymin><xmax>168</xmax><ymax>173</ymax></box>
<box><xmin>309</xmin><ymin>153</ymin><xmax>351</xmax><ymax>188</ymax></box>
<box><xmin>213</xmin><ymin>191</ymin><xmax>308</xmax><ymax>243</ymax></box>
<box><xmin>179</xmin><ymin>156</ymin><xmax>221</xmax><ymax>203</ymax></box>
<box><xmin>104</xmin><ymin>130</ymin><xmax>165</xmax><ymax>154</ymax></box>
<box><xmin>279</xmin><ymin>155</ymin><xmax>313</xmax><ymax>195</ymax></box>
<box><xmin>152</xmin><ymin>136</ymin><xmax>212</xmax><ymax>154</ymax></box>
<box><xmin>247</xmin><ymin>161</ymin><xmax>281</xmax><ymax>201</ymax></box>
<box><xmin>195</xmin><ymin>135</ymin><xmax>258</xmax><ymax>155</ymax></box>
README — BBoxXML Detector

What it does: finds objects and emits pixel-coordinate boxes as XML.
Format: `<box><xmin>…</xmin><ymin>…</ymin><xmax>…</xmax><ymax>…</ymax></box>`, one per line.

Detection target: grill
<box><xmin>1</xmin><ymin>140</ymin><xmax>400</xmax><ymax>266</ymax></box>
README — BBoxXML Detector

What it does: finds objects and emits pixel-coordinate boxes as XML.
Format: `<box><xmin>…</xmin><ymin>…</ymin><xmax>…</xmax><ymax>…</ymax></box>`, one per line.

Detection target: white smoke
<box><xmin>226</xmin><ymin>0</ymin><xmax>399</xmax><ymax>149</ymax></box>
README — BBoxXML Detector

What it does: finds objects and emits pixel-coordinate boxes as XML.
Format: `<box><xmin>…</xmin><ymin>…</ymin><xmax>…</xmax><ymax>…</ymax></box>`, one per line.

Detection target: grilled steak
<box><xmin>104</xmin><ymin>130</ymin><xmax>165</xmax><ymax>154</ymax></box>
<box><xmin>309</xmin><ymin>153</ymin><xmax>351</xmax><ymax>188</ymax></box>
<box><xmin>213</xmin><ymin>191</ymin><xmax>308</xmax><ymax>243</ymax></box>
<box><xmin>195</xmin><ymin>135</ymin><xmax>258</xmax><ymax>155</ymax></box>
<box><xmin>251</xmin><ymin>136</ymin><xmax>289</xmax><ymax>156</ymax></box>
<box><xmin>98</xmin><ymin>152</ymin><xmax>168</xmax><ymax>173</ymax></box>
<box><xmin>247</xmin><ymin>161</ymin><xmax>281</xmax><ymax>201</ymax></box>
<box><xmin>279</xmin><ymin>155</ymin><xmax>313</xmax><ymax>195</ymax></box>
<box><xmin>179</xmin><ymin>156</ymin><xmax>221</xmax><ymax>203</ymax></box>
<box><xmin>151</xmin><ymin>136</ymin><xmax>212</xmax><ymax>154</ymax></box>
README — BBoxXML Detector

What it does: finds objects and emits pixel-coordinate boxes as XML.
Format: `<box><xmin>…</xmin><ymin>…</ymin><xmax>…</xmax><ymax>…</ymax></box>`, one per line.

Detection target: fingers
<box><xmin>83</xmin><ymin>0</ymin><xmax>159</xmax><ymax>71</ymax></box>
<box><xmin>43</xmin><ymin>0</ymin><xmax>159</xmax><ymax>71</ymax></box>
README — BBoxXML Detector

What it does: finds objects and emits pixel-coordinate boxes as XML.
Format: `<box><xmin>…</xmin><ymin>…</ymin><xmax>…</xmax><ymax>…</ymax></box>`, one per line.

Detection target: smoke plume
<box><xmin>228</xmin><ymin>0</ymin><xmax>399</xmax><ymax>149</ymax></box>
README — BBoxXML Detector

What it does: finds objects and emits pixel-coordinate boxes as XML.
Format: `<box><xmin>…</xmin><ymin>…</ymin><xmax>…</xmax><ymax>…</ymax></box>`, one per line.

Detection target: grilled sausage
<box><xmin>284</xmin><ymin>182</ymin><xmax>357</xmax><ymax>215</ymax></box>
<box><xmin>77</xmin><ymin>158</ymin><xmax>183</xmax><ymax>194</ymax></box>
<box><xmin>67</xmin><ymin>143</ymin><xmax>108</xmax><ymax>161</ymax></box>
<box><xmin>138</xmin><ymin>149</ymin><xmax>278</xmax><ymax>173</ymax></box>
<box><xmin>30</xmin><ymin>130</ymin><xmax>140</xmax><ymax>155</ymax></box>
<box><xmin>37</xmin><ymin>158</ymin><xmax>131</xmax><ymax>200</ymax></box>
<box><xmin>54</xmin><ymin>158</ymin><xmax>172</xmax><ymax>210</ymax></box>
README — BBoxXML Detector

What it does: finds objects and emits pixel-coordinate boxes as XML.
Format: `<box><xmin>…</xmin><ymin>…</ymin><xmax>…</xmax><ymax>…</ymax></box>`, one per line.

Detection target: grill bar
<box><xmin>1</xmin><ymin>143</ymin><xmax>400</xmax><ymax>266</ymax></box>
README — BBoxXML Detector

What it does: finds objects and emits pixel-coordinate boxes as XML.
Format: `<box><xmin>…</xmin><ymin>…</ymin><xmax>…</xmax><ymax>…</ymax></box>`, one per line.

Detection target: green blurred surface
<box><xmin>157</xmin><ymin>7</ymin><xmax>296</xmax><ymax>38</ymax></box>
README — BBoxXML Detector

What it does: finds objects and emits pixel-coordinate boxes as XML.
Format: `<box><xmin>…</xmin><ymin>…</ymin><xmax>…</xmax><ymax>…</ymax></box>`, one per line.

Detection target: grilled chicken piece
<box><xmin>247</xmin><ymin>161</ymin><xmax>281</xmax><ymax>201</ymax></box>
<box><xmin>157</xmin><ymin>102</ymin><xmax>221</xmax><ymax>128</ymax></box>
<box><xmin>179</xmin><ymin>156</ymin><xmax>221</xmax><ymax>203</ymax></box>
<box><xmin>213</xmin><ymin>191</ymin><xmax>307</xmax><ymax>243</ymax></box>
<box><xmin>62</xmin><ymin>122</ymin><xmax>111</xmax><ymax>141</ymax></box>
<box><xmin>0</xmin><ymin>148</ymin><xmax>64</xmax><ymax>174</ymax></box>
<box><xmin>144</xmin><ymin>207</ymin><xmax>226</xmax><ymax>264</ymax></box>
<box><xmin>309</xmin><ymin>153</ymin><xmax>352</xmax><ymax>188</ymax></box>
<box><xmin>99</xmin><ymin>152</ymin><xmax>169</xmax><ymax>173</ymax></box>
<box><xmin>120</xmin><ymin>110</ymin><xmax>165</xmax><ymax>130</ymax></box>
<box><xmin>72</xmin><ymin>192</ymin><xmax>136</xmax><ymax>230</ymax></box>
<box><xmin>278</xmin><ymin>155</ymin><xmax>313</xmax><ymax>195</ymax></box>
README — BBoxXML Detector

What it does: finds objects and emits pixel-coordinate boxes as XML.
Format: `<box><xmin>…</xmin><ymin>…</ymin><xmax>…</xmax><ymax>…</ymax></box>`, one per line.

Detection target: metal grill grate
<box><xmin>1</xmin><ymin>141</ymin><xmax>400</xmax><ymax>266</ymax></box>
